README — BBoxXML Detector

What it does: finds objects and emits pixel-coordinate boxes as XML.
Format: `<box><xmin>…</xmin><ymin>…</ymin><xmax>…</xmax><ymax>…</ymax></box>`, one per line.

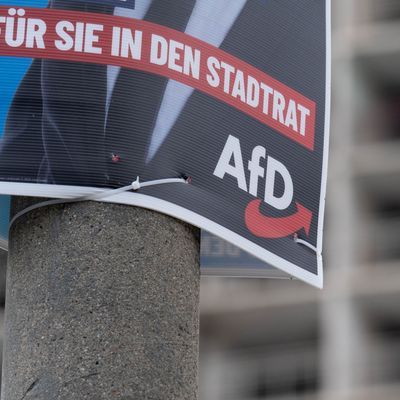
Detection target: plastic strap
<box><xmin>293</xmin><ymin>234</ymin><xmax>321</xmax><ymax>257</ymax></box>
<box><xmin>9</xmin><ymin>176</ymin><xmax>187</xmax><ymax>228</ymax></box>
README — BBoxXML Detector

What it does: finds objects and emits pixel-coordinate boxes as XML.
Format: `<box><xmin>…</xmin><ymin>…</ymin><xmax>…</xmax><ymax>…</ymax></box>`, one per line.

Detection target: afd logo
<box><xmin>76</xmin><ymin>0</ymin><xmax>136</xmax><ymax>9</ymax></box>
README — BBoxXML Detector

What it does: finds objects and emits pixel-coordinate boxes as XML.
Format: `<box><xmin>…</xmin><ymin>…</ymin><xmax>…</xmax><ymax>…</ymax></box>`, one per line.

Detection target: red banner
<box><xmin>0</xmin><ymin>6</ymin><xmax>316</xmax><ymax>150</ymax></box>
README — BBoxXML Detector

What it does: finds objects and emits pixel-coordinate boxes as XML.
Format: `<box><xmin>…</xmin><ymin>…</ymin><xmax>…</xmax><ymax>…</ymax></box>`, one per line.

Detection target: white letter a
<box><xmin>213</xmin><ymin>135</ymin><xmax>248</xmax><ymax>192</ymax></box>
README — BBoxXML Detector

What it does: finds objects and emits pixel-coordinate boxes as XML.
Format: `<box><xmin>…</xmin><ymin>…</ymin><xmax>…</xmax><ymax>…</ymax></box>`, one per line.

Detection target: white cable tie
<box><xmin>9</xmin><ymin>176</ymin><xmax>187</xmax><ymax>228</ymax></box>
<box><xmin>131</xmin><ymin>176</ymin><xmax>141</xmax><ymax>191</ymax></box>
<box><xmin>293</xmin><ymin>235</ymin><xmax>320</xmax><ymax>256</ymax></box>
<box><xmin>140</xmin><ymin>177</ymin><xmax>188</xmax><ymax>189</ymax></box>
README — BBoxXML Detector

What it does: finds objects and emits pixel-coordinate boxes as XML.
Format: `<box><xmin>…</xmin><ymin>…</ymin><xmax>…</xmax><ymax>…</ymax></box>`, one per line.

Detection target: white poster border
<box><xmin>0</xmin><ymin>181</ymin><xmax>323</xmax><ymax>287</ymax></box>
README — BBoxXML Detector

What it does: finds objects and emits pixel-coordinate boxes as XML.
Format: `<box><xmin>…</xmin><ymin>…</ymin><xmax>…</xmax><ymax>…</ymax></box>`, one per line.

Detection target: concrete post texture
<box><xmin>1</xmin><ymin>197</ymin><xmax>200</xmax><ymax>400</ymax></box>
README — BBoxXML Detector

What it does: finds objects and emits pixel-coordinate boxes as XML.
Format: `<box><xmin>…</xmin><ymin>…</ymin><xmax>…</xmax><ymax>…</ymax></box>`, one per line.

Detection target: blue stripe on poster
<box><xmin>0</xmin><ymin>0</ymin><xmax>48</xmax><ymax>6</ymax></box>
<box><xmin>0</xmin><ymin>0</ymin><xmax>48</xmax><ymax>246</ymax></box>
<box><xmin>0</xmin><ymin>196</ymin><xmax>9</xmax><ymax>248</ymax></box>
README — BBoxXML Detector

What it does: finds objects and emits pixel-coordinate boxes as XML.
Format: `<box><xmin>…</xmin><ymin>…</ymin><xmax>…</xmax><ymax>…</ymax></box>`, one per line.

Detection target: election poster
<box><xmin>0</xmin><ymin>1</ymin><xmax>330</xmax><ymax>287</ymax></box>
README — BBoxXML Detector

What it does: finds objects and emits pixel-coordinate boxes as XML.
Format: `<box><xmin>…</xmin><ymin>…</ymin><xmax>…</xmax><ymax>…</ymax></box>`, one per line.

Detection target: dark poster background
<box><xmin>0</xmin><ymin>1</ymin><xmax>329</xmax><ymax>286</ymax></box>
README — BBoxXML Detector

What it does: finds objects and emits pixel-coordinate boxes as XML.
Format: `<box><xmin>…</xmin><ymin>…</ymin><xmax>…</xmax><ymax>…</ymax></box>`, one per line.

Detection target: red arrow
<box><xmin>245</xmin><ymin>199</ymin><xmax>313</xmax><ymax>239</ymax></box>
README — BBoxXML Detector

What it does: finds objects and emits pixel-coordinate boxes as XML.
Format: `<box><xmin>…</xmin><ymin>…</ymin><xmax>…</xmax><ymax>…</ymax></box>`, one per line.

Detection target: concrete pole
<box><xmin>1</xmin><ymin>197</ymin><xmax>200</xmax><ymax>400</ymax></box>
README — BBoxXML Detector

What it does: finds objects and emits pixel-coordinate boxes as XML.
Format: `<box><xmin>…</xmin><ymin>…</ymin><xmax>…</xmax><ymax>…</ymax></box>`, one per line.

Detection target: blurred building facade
<box><xmin>0</xmin><ymin>1</ymin><xmax>399</xmax><ymax>398</ymax></box>
<box><xmin>199</xmin><ymin>1</ymin><xmax>400</xmax><ymax>399</ymax></box>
